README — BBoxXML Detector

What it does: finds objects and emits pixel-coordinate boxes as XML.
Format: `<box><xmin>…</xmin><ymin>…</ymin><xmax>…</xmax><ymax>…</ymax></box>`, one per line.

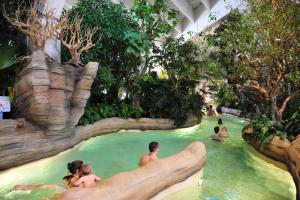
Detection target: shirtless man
<box><xmin>212</xmin><ymin>126</ymin><xmax>224</xmax><ymax>141</ymax></box>
<box><xmin>75</xmin><ymin>164</ymin><xmax>100</xmax><ymax>188</ymax></box>
<box><xmin>139</xmin><ymin>141</ymin><xmax>159</xmax><ymax>167</ymax></box>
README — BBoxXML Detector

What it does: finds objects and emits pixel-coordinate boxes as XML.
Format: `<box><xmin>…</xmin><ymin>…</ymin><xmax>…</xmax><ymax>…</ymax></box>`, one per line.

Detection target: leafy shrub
<box><xmin>139</xmin><ymin>75</ymin><xmax>205</xmax><ymax>126</ymax></box>
<box><xmin>283</xmin><ymin>110</ymin><xmax>300</xmax><ymax>141</ymax></box>
<box><xmin>248</xmin><ymin>115</ymin><xmax>286</xmax><ymax>147</ymax></box>
<box><xmin>78</xmin><ymin>103</ymin><xmax>143</xmax><ymax>125</ymax></box>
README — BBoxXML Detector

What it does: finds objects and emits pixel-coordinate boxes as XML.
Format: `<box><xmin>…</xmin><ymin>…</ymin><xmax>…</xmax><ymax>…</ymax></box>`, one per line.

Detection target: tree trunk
<box><xmin>270</xmin><ymin>92</ymin><xmax>277</xmax><ymax>122</ymax></box>
<box><xmin>132</xmin><ymin>93</ymin><xmax>140</xmax><ymax>107</ymax></box>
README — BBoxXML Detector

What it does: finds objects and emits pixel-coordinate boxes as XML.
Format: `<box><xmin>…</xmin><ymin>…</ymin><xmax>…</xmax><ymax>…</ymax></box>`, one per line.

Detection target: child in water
<box><xmin>75</xmin><ymin>164</ymin><xmax>101</xmax><ymax>188</ymax></box>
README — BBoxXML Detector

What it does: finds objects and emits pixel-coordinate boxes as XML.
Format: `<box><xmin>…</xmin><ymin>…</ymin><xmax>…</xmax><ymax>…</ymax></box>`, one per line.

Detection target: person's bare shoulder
<box><xmin>139</xmin><ymin>154</ymin><xmax>150</xmax><ymax>167</ymax></box>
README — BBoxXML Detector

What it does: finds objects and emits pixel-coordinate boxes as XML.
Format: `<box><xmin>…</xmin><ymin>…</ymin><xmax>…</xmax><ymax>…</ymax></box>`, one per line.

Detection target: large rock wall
<box><xmin>243</xmin><ymin>129</ymin><xmax>300</xmax><ymax>200</ymax></box>
<box><xmin>56</xmin><ymin>142</ymin><xmax>206</xmax><ymax>200</ymax></box>
<box><xmin>0</xmin><ymin>116</ymin><xmax>199</xmax><ymax>171</ymax></box>
<box><xmin>14</xmin><ymin>50</ymin><xmax>98</xmax><ymax>131</ymax></box>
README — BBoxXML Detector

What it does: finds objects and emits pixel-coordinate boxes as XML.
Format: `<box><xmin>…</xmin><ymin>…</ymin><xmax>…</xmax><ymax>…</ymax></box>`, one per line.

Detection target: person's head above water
<box><xmin>80</xmin><ymin>164</ymin><xmax>93</xmax><ymax>176</ymax></box>
<box><xmin>67</xmin><ymin>160</ymin><xmax>83</xmax><ymax>175</ymax></box>
<box><xmin>218</xmin><ymin>119</ymin><xmax>223</xmax><ymax>125</ymax></box>
<box><xmin>214</xmin><ymin>126</ymin><xmax>220</xmax><ymax>134</ymax></box>
<box><xmin>149</xmin><ymin>141</ymin><xmax>159</xmax><ymax>153</ymax></box>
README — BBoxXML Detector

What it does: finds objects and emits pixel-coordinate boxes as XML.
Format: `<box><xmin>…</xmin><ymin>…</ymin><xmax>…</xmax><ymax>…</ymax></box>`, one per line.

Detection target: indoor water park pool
<box><xmin>0</xmin><ymin>115</ymin><xmax>296</xmax><ymax>200</ymax></box>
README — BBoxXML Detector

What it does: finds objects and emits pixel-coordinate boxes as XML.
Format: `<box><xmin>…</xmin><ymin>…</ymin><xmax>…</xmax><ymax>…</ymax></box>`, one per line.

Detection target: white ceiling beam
<box><xmin>174</xmin><ymin>20</ymin><xmax>182</xmax><ymax>33</ymax></box>
<box><xmin>170</xmin><ymin>0</ymin><xmax>194</xmax><ymax>22</ymax></box>
<box><xmin>200</xmin><ymin>0</ymin><xmax>210</xmax><ymax>10</ymax></box>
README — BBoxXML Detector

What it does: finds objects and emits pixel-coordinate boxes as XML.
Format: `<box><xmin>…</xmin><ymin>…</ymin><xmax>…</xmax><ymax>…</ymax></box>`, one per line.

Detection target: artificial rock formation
<box><xmin>0</xmin><ymin>116</ymin><xmax>199</xmax><ymax>170</ymax></box>
<box><xmin>243</xmin><ymin>129</ymin><xmax>300</xmax><ymax>200</ymax></box>
<box><xmin>0</xmin><ymin>50</ymin><xmax>98</xmax><ymax>170</ymax></box>
<box><xmin>14</xmin><ymin>50</ymin><xmax>98</xmax><ymax>131</ymax></box>
<box><xmin>56</xmin><ymin>142</ymin><xmax>207</xmax><ymax>200</ymax></box>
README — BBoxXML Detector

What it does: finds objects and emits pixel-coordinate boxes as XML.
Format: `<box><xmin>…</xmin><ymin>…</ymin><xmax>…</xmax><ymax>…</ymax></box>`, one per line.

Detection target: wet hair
<box><xmin>209</xmin><ymin>105</ymin><xmax>213</xmax><ymax>108</ymax></box>
<box><xmin>149</xmin><ymin>141</ymin><xmax>159</xmax><ymax>153</ymax></box>
<box><xmin>63</xmin><ymin>160</ymin><xmax>83</xmax><ymax>180</ymax></box>
<box><xmin>81</xmin><ymin>164</ymin><xmax>92</xmax><ymax>176</ymax></box>
<box><xmin>218</xmin><ymin>119</ymin><xmax>223</xmax><ymax>125</ymax></box>
<box><xmin>214</xmin><ymin>126</ymin><xmax>220</xmax><ymax>134</ymax></box>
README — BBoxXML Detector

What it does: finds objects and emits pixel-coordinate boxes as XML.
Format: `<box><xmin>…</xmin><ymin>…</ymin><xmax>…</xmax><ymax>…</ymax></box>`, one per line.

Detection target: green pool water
<box><xmin>0</xmin><ymin>115</ymin><xmax>296</xmax><ymax>200</ymax></box>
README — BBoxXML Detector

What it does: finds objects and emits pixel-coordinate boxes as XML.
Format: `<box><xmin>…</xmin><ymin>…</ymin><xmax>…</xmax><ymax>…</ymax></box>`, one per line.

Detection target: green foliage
<box><xmin>65</xmin><ymin>0</ymin><xmax>142</xmax><ymax>104</ymax></box>
<box><xmin>79</xmin><ymin>103</ymin><xmax>143</xmax><ymax>125</ymax></box>
<box><xmin>0</xmin><ymin>46</ymin><xmax>22</xmax><ymax>71</ymax></box>
<box><xmin>68</xmin><ymin>0</ymin><xmax>205</xmax><ymax>125</ymax></box>
<box><xmin>205</xmin><ymin>0</ymin><xmax>300</xmax><ymax>122</ymax></box>
<box><xmin>249</xmin><ymin>115</ymin><xmax>286</xmax><ymax>146</ymax></box>
<box><xmin>284</xmin><ymin>110</ymin><xmax>300</xmax><ymax>140</ymax></box>
<box><xmin>211</xmin><ymin>81</ymin><xmax>239</xmax><ymax>106</ymax></box>
<box><xmin>139</xmin><ymin>73</ymin><xmax>205</xmax><ymax>126</ymax></box>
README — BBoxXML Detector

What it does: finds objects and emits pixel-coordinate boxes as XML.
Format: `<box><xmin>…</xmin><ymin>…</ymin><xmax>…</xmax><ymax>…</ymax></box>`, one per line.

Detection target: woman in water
<box><xmin>12</xmin><ymin>160</ymin><xmax>83</xmax><ymax>192</ymax></box>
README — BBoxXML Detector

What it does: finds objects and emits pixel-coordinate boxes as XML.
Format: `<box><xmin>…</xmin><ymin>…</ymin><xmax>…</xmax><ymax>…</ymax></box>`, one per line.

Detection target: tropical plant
<box><xmin>78</xmin><ymin>103</ymin><xmax>143</xmax><ymax>125</ymax></box>
<box><xmin>283</xmin><ymin>110</ymin><xmax>300</xmax><ymax>141</ymax></box>
<box><xmin>248</xmin><ymin>115</ymin><xmax>286</xmax><ymax>147</ymax></box>
<box><xmin>126</xmin><ymin>0</ymin><xmax>178</xmax><ymax>106</ymax></box>
<box><xmin>0</xmin><ymin>46</ymin><xmax>22</xmax><ymax>71</ymax></box>
<box><xmin>139</xmin><ymin>72</ymin><xmax>205</xmax><ymax>126</ymax></box>
<box><xmin>65</xmin><ymin>0</ymin><xmax>142</xmax><ymax>104</ymax></box>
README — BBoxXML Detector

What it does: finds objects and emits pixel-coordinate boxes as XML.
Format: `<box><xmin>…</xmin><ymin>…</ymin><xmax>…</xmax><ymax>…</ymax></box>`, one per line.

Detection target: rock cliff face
<box><xmin>14</xmin><ymin>50</ymin><xmax>98</xmax><ymax>131</ymax></box>
<box><xmin>243</xmin><ymin>129</ymin><xmax>300</xmax><ymax>200</ymax></box>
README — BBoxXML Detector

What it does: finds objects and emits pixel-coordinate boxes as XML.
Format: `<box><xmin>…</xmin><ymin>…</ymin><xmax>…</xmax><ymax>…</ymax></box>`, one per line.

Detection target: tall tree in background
<box><xmin>207</xmin><ymin>0</ymin><xmax>300</xmax><ymax>122</ymax></box>
<box><xmin>126</xmin><ymin>0</ymin><xmax>178</xmax><ymax>106</ymax></box>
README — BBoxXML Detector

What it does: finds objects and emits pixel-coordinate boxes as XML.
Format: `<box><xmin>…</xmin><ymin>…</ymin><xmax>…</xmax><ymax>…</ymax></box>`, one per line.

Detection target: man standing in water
<box><xmin>139</xmin><ymin>141</ymin><xmax>159</xmax><ymax>167</ymax></box>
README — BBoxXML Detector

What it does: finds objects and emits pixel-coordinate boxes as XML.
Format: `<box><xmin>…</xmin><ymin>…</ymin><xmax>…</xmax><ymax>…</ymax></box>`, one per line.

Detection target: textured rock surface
<box><xmin>0</xmin><ymin>116</ymin><xmax>199</xmax><ymax>170</ymax></box>
<box><xmin>287</xmin><ymin>136</ymin><xmax>300</xmax><ymax>200</ymax></box>
<box><xmin>56</xmin><ymin>142</ymin><xmax>206</xmax><ymax>200</ymax></box>
<box><xmin>242</xmin><ymin>129</ymin><xmax>300</xmax><ymax>199</ymax></box>
<box><xmin>14</xmin><ymin>50</ymin><xmax>98</xmax><ymax>131</ymax></box>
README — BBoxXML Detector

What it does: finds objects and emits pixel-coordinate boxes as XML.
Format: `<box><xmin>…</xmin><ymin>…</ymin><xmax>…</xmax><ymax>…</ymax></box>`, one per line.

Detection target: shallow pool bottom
<box><xmin>0</xmin><ymin>116</ymin><xmax>296</xmax><ymax>200</ymax></box>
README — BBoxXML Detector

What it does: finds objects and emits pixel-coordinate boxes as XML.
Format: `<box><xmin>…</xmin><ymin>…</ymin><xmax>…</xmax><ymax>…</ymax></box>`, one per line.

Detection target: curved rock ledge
<box><xmin>55</xmin><ymin>142</ymin><xmax>206</xmax><ymax>200</ymax></box>
<box><xmin>243</xmin><ymin>129</ymin><xmax>300</xmax><ymax>199</ymax></box>
<box><xmin>0</xmin><ymin>116</ymin><xmax>199</xmax><ymax>171</ymax></box>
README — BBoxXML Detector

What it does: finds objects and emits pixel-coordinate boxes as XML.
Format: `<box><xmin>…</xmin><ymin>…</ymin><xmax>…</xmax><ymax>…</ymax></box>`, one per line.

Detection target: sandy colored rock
<box><xmin>14</xmin><ymin>50</ymin><xmax>98</xmax><ymax>131</ymax></box>
<box><xmin>242</xmin><ymin>128</ymin><xmax>300</xmax><ymax>199</ymax></box>
<box><xmin>56</xmin><ymin>142</ymin><xmax>206</xmax><ymax>200</ymax></box>
<box><xmin>287</xmin><ymin>135</ymin><xmax>300</xmax><ymax>200</ymax></box>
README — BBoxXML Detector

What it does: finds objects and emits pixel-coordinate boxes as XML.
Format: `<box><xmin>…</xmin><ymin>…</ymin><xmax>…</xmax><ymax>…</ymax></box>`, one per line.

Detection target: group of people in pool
<box><xmin>212</xmin><ymin>119</ymin><xmax>228</xmax><ymax>141</ymax></box>
<box><xmin>12</xmin><ymin>142</ymin><xmax>160</xmax><ymax>192</ymax></box>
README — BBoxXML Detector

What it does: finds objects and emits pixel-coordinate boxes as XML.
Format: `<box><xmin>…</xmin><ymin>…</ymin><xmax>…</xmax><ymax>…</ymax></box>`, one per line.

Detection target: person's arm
<box><xmin>139</xmin><ymin>156</ymin><xmax>147</xmax><ymax>167</ymax></box>
<box><xmin>94</xmin><ymin>175</ymin><xmax>101</xmax><ymax>182</ymax></box>
<box><xmin>74</xmin><ymin>177</ymin><xmax>84</xmax><ymax>187</ymax></box>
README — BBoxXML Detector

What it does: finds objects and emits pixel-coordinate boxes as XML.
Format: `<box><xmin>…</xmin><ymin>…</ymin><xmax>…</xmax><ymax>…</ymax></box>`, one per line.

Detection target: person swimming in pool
<box><xmin>212</xmin><ymin>126</ymin><xmax>224</xmax><ymax>141</ymax></box>
<box><xmin>74</xmin><ymin>164</ymin><xmax>100</xmax><ymax>188</ymax></box>
<box><xmin>12</xmin><ymin>160</ymin><xmax>83</xmax><ymax>192</ymax></box>
<box><xmin>217</xmin><ymin>119</ymin><xmax>228</xmax><ymax>138</ymax></box>
<box><xmin>139</xmin><ymin>141</ymin><xmax>159</xmax><ymax>167</ymax></box>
